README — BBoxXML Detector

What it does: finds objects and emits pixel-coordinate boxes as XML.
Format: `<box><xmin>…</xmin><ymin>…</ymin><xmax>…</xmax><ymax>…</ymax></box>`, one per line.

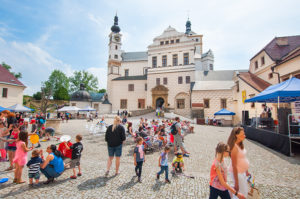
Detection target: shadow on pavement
<box><xmin>117</xmin><ymin>176</ymin><xmax>138</xmax><ymax>191</ymax></box>
<box><xmin>152</xmin><ymin>179</ymin><xmax>166</xmax><ymax>191</ymax></box>
<box><xmin>77</xmin><ymin>175</ymin><xmax>116</xmax><ymax>190</ymax></box>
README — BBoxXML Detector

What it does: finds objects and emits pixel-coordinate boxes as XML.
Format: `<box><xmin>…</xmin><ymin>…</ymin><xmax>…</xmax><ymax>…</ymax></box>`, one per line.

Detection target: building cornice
<box><xmin>0</xmin><ymin>82</ymin><xmax>26</xmax><ymax>88</ymax></box>
<box><xmin>148</xmin><ymin>65</ymin><xmax>195</xmax><ymax>74</ymax></box>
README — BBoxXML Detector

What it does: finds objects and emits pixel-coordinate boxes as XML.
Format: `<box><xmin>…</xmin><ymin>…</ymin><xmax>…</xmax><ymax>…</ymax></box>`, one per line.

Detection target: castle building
<box><xmin>107</xmin><ymin>15</ymin><xmax>216</xmax><ymax>117</ymax></box>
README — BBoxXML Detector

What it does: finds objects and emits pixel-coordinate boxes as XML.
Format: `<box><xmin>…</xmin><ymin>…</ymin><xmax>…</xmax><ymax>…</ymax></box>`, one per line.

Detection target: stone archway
<box><xmin>151</xmin><ymin>85</ymin><xmax>169</xmax><ymax>109</ymax></box>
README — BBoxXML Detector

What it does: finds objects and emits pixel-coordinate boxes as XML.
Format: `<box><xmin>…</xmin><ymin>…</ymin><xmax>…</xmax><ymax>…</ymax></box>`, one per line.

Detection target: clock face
<box><xmin>114</xmin><ymin>35</ymin><xmax>120</xmax><ymax>42</ymax></box>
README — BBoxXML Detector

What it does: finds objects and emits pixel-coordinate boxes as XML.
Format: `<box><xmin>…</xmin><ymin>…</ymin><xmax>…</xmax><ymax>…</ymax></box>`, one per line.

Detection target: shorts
<box><xmin>7</xmin><ymin>146</ymin><xmax>17</xmax><ymax>151</ymax></box>
<box><xmin>174</xmin><ymin>135</ymin><xmax>183</xmax><ymax>148</ymax></box>
<box><xmin>70</xmin><ymin>158</ymin><xmax>80</xmax><ymax>168</ymax></box>
<box><xmin>108</xmin><ymin>144</ymin><xmax>122</xmax><ymax>157</ymax></box>
<box><xmin>28</xmin><ymin>172</ymin><xmax>40</xmax><ymax>180</ymax></box>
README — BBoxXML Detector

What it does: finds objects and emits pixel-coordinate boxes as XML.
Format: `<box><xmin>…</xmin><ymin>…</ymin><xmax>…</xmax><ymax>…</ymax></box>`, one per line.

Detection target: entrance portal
<box><xmin>156</xmin><ymin>97</ymin><xmax>165</xmax><ymax>108</ymax></box>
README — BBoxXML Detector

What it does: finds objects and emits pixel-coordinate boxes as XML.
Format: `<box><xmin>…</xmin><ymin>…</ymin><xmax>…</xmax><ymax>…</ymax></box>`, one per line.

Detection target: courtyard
<box><xmin>0</xmin><ymin>114</ymin><xmax>300</xmax><ymax>199</ymax></box>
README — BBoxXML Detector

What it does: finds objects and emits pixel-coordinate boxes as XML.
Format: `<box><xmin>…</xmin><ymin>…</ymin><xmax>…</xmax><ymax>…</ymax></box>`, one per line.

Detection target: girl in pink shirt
<box><xmin>5</xmin><ymin>124</ymin><xmax>20</xmax><ymax>170</ymax></box>
<box><xmin>209</xmin><ymin>142</ymin><xmax>245</xmax><ymax>199</ymax></box>
<box><xmin>13</xmin><ymin>131</ymin><xmax>32</xmax><ymax>183</ymax></box>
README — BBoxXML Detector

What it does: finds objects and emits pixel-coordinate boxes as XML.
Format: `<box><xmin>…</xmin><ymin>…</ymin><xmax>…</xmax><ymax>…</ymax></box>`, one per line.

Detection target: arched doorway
<box><xmin>156</xmin><ymin>97</ymin><xmax>164</xmax><ymax>108</ymax></box>
<box><xmin>151</xmin><ymin>85</ymin><xmax>169</xmax><ymax>109</ymax></box>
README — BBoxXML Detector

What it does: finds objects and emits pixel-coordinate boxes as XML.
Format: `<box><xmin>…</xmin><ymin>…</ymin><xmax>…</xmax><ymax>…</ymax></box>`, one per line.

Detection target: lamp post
<box><xmin>271</xmin><ymin>66</ymin><xmax>281</xmax><ymax>83</ymax></box>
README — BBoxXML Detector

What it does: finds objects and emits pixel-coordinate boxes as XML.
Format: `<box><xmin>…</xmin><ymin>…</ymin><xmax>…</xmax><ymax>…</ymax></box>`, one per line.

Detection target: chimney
<box><xmin>276</xmin><ymin>37</ymin><xmax>288</xmax><ymax>46</ymax></box>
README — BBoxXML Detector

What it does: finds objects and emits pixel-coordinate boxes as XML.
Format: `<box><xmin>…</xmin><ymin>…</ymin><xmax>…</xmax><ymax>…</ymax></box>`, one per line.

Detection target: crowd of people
<box><xmin>1</xmin><ymin>108</ymin><xmax>250</xmax><ymax>198</ymax></box>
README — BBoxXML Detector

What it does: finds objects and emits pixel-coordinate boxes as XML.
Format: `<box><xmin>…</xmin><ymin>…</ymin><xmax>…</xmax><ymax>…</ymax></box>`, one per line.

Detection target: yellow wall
<box><xmin>0</xmin><ymin>84</ymin><xmax>24</xmax><ymax>107</ymax></box>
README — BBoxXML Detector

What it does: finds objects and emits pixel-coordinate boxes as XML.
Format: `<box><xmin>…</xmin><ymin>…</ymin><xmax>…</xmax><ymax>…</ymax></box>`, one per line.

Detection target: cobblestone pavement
<box><xmin>1</xmin><ymin>114</ymin><xmax>300</xmax><ymax>198</ymax></box>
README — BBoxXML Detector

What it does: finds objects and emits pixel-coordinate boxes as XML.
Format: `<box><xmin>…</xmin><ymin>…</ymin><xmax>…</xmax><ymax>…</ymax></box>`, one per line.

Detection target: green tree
<box><xmin>98</xmin><ymin>88</ymin><xmax>106</xmax><ymax>93</ymax></box>
<box><xmin>69</xmin><ymin>70</ymin><xmax>99</xmax><ymax>93</ymax></box>
<box><xmin>33</xmin><ymin>92</ymin><xmax>42</xmax><ymax>100</ymax></box>
<box><xmin>44</xmin><ymin>70</ymin><xmax>69</xmax><ymax>99</ymax></box>
<box><xmin>1</xmin><ymin>62</ymin><xmax>22</xmax><ymax>79</ymax></box>
<box><xmin>53</xmin><ymin>86</ymin><xmax>70</xmax><ymax>100</ymax></box>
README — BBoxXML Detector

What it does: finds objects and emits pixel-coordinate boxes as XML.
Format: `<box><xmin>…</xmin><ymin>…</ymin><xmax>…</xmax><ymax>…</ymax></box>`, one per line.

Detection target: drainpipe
<box><xmin>271</xmin><ymin>66</ymin><xmax>281</xmax><ymax>83</ymax></box>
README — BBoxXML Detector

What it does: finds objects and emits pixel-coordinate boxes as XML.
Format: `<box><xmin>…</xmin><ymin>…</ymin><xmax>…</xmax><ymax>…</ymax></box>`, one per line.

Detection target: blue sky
<box><xmin>0</xmin><ymin>0</ymin><xmax>300</xmax><ymax>95</ymax></box>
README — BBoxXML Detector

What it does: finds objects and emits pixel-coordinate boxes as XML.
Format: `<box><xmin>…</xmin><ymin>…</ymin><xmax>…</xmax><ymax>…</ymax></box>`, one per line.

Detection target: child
<box><xmin>0</xmin><ymin>121</ymin><xmax>9</xmax><ymax>161</ymax></box>
<box><xmin>68</xmin><ymin>134</ymin><xmax>83</xmax><ymax>179</ymax></box>
<box><xmin>29</xmin><ymin>120</ymin><xmax>41</xmax><ymax>148</ymax></box>
<box><xmin>156</xmin><ymin>146</ymin><xmax>171</xmax><ymax>183</ymax></box>
<box><xmin>133</xmin><ymin>137</ymin><xmax>145</xmax><ymax>183</ymax></box>
<box><xmin>172</xmin><ymin>153</ymin><xmax>185</xmax><ymax>173</ymax></box>
<box><xmin>27</xmin><ymin>149</ymin><xmax>43</xmax><ymax>187</ymax></box>
<box><xmin>13</xmin><ymin>131</ymin><xmax>32</xmax><ymax>183</ymax></box>
<box><xmin>5</xmin><ymin>124</ymin><xmax>20</xmax><ymax>171</ymax></box>
<box><xmin>209</xmin><ymin>142</ymin><xmax>245</xmax><ymax>199</ymax></box>
<box><xmin>59</xmin><ymin>139</ymin><xmax>73</xmax><ymax>167</ymax></box>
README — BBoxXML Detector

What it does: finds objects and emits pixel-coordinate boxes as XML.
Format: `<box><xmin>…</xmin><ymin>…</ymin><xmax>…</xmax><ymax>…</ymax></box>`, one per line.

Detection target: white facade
<box><xmin>106</xmin><ymin>17</ymin><xmax>215</xmax><ymax>117</ymax></box>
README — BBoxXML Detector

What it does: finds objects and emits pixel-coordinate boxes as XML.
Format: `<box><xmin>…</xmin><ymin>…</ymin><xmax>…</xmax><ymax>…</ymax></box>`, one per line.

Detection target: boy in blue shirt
<box><xmin>156</xmin><ymin>146</ymin><xmax>171</xmax><ymax>183</ymax></box>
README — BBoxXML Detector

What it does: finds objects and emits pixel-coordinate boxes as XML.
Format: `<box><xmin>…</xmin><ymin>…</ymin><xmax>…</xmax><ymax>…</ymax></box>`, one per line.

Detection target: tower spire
<box><xmin>111</xmin><ymin>14</ymin><xmax>121</xmax><ymax>33</ymax></box>
<box><xmin>185</xmin><ymin>17</ymin><xmax>191</xmax><ymax>35</ymax></box>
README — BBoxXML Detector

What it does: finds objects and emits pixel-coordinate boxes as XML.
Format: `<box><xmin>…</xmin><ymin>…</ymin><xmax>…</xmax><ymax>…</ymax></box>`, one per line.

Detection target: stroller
<box><xmin>136</xmin><ymin>131</ymin><xmax>154</xmax><ymax>154</ymax></box>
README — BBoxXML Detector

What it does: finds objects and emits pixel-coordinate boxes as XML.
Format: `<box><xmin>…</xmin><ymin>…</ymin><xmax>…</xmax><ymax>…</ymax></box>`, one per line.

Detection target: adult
<box><xmin>105</xmin><ymin>116</ymin><xmax>126</xmax><ymax>176</ymax></box>
<box><xmin>173</xmin><ymin>117</ymin><xmax>189</xmax><ymax>157</ymax></box>
<box><xmin>261</xmin><ymin>104</ymin><xmax>271</xmax><ymax>118</ymax></box>
<box><xmin>227</xmin><ymin>127</ymin><xmax>249</xmax><ymax>199</ymax></box>
<box><xmin>40</xmin><ymin>145</ymin><xmax>64</xmax><ymax>184</ymax></box>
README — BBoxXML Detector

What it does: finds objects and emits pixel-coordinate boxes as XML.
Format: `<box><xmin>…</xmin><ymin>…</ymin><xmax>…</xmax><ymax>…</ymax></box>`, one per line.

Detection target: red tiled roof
<box><xmin>0</xmin><ymin>65</ymin><xmax>25</xmax><ymax>87</ymax></box>
<box><xmin>250</xmin><ymin>35</ymin><xmax>300</xmax><ymax>61</ymax></box>
<box><xmin>238</xmin><ymin>72</ymin><xmax>271</xmax><ymax>92</ymax></box>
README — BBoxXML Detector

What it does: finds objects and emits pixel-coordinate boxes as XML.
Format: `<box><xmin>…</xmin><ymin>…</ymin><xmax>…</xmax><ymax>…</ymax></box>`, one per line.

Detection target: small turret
<box><xmin>185</xmin><ymin>18</ymin><xmax>191</xmax><ymax>35</ymax></box>
<box><xmin>111</xmin><ymin>14</ymin><xmax>121</xmax><ymax>33</ymax></box>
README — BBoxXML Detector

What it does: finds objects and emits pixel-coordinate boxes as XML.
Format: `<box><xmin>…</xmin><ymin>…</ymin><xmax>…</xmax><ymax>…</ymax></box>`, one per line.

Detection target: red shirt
<box><xmin>8</xmin><ymin>131</ymin><xmax>19</xmax><ymax>147</ymax></box>
<box><xmin>58</xmin><ymin>141</ymin><xmax>73</xmax><ymax>159</ymax></box>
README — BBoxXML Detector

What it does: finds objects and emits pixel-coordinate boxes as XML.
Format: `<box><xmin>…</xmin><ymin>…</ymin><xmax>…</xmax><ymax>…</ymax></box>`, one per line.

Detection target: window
<box><xmin>156</xmin><ymin>78</ymin><xmax>160</xmax><ymax>85</ymax></box>
<box><xmin>114</xmin><ymin>54</ymin><xmax>118</xmax><ymax>59</ymax></box>
<box><xmin>162</xmin><ymin>55</ymin><xmax>167</xmax><ymax>67</ymax></box>
<box><xmin>120</xmin><ymin>99</ymin><xmax>127</xmax><ymax>109</ymax></box>
<box><xmin>204</xmin><ymin>99</ymin><xmax>210</xmax><ymax>108</ymax></box>
<box><xmin>236</xmin><ymin>81</ymin><xmax>239</xmax><ymax>92</ymax></box>
<box><xmin>209</xmin><ymin>64</ymin><xmax>213</xmax><ymax>70</ymax></box>
<box><xmin>163</xmin><ymin>77</ymin><xmax>168</xmax><ymax>85</ymax></box>
<box><xmin>261</xmin><ymin>56</ymin><xmax>265</xmax><ymax>65</ymax></box>
<box><xmin>196</xmin><ymin>38</ymin><xmax>199</xmax><ymax>42</ymax></box>
<box><xmin>171</xmin><ymin>40</ymin><xmax>174</xmax><ymax>44</ymax></box>
<box><xmin>2</xmin><ymin>88</ymin><xmax>7</xmax><ymax>98</ymax></box>
<box><xmin>125</xmin><ymin>69</ymin><xmax>129</xmax><ymax>77</ymax></box>
<box><xmin>177</xmin><ymin>99</ymin><xmax>185</xmax><ymax>109</ymax></box>
<box><xmin>144</xmin><ymin>68</ymin><xmax>148</xmax><ymax>75</ymax></box>
<box><xmin>152</xmin><ymin>56</ymin><xmax>157</xmax><ymax>68</ymax></box>
<box><xmin>138</xmin><ymin>99</ymin><xmax>145</xmax><ymax>109</ymax></box>
<box><xmin>255</xmin><ymin>61</ymin><xmax>258</xmax><ymax>69</ymax></box>
<box><xmin>184</xmin><ymin>53</ymin><xmax>189</xmax><ymax>65</ymax></box>
<box><xmin>173</xmin><ymin>54</ymin><xmax>178</xmax><ymax>66</ymax></box>
<box><xmin>178</xmin><ymin>76</ymin><xmax>183</xmax><ymax>84</ymax></box>
<box><xmin>115</xmin><ymin>45</ymin><xmax>118</xmax><ymax>50</ymax></box>
<box><xmin>165</xmin><ymin>41</ymin><xmax>169</xmax><ymax>44</ymax></box>
<box><xmin>221</xmin><ymin>99</ymin><xmax>227</xmax><ymax>109</ymax></box>
<box><xmin>176</xmin><ymin>39</ymin><xmax>180</xmax><ymax>43</ymax></box>
<box><xmin>71</xmin><ymin>103</ymin><xmax>76</xmax><ymax>106</ymax></box>
<box><xmin>145</xmin><ymin>83</ymin><xmax>147</xmax><ymax>91</ymax></box>
<box><xmin>128</xmin><ymin>84</ymin><xmax>134</xmax><ymax>91</ymax></box>
<box><xmin>160</xmin><ymin>41</ymin><xmax>164</xmax><ymax>45</ymax></box>
<box><xmin>268</xmin><ymin>73</ymin><xmax>273</xmax><ymax>79</ymax></box>
<box><xmin>186</xmin><ymin>76</ymin><xmax>190</xmax><ymax>84</ymax></box>
<box><xmin>250</xmin><ymin>94</ymin><xmax>255</xmax><ymax>108</ymax></box>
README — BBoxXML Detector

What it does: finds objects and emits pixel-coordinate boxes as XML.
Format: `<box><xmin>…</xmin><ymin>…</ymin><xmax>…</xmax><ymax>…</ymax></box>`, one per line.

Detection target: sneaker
<box><xmin>70</xmin><ymin>175</ymin><xmax>77</xmax><ymax>179</ymax></box>
<box><xmin>36</xmin><ymin>144</ymin><xmax>41</xmax><ymax>148</ymax></box>
<box><xmin>104</xmin><ymin>171</ymin><xmax>109</xmax><ymax>177</ymax></box>
<box><xmin>138</xmin><ymin>177</ymin><xmax>142</xmax><ymax>183</ymax></box>
<box><xmin>156</xmin><ymin>174</ymin><xmax>160</xmax><ymax>180</ymax></box>
<box><xmin>29</xmin><ymin>184</ymin><xmax>34</xmax><ymax>188</ymax></box>
<box><xmin>77</xmin><ymin>173</ymin><xmax>82</xmax><ymax>176</ymax></box>
<box><xmin>165</xmin><ymin>179</ymin><xmax>171</xmax><ymax>184</ymax></box>
<box><xmin>183</xmin><ymin>154</ymin><xmax>189</xmax><ymax>157</ymax></box>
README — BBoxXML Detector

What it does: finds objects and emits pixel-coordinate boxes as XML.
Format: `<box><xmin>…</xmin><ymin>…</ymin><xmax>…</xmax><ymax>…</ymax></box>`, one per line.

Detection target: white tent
<box><xmin>58</xmin><ymin>106</ymin><xmax>81</xmax><ymax>112</ymax></box>
<box><xmin>80</xmin><ymin>106</ymin><xmax>96</xmax><ymax>111</ymax></box>
<box><xmin>7</xmin><ymin>104</ymin><xmax>32</xmax><ymax>112</ymax></box>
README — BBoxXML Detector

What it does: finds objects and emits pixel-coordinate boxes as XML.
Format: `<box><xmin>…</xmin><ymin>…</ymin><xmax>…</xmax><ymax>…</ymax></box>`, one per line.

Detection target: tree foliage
<box><xmin>1</xmin><ymin>62</ymin><xmax>22</xmax><ymax>79</ymax></box>
<box><xmin>33</xmin><ymin>92</ymin><xmax>42</xmax><ymax>100</ymax></box>
<box><xmin>98</xmin><ymin>89</ymin><xmax>106</xmax><ymax>93</ymax></box>
<box><xmin>69</xmin><ymin>70</ymin><xmax>99</xmax><ymax>93</ymax></box>
<box><xmin>44</xmin><ymin>70</ymin><xmax>70</xmax><ymax>100</ymax></box>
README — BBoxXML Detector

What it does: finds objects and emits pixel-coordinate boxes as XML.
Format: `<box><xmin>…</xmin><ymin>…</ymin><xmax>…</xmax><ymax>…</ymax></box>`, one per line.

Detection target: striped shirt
<box><xmin>26</xmin><ymin>157</ymin><xmax>43</xmax><ymax>174</ymax></box>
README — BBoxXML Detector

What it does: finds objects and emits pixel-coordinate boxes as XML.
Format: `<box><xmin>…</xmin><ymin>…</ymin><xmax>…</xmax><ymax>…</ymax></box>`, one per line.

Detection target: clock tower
<box><xmin>107</xmin><ymin>14</ymin><xmax>122</xmax><ymax>105</ymax></box>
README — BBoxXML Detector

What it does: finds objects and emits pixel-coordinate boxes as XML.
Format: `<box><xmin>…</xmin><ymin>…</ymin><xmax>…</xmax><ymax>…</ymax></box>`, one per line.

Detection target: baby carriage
<box><xmin>143</xmin><ymin>136</ymin><xmax>154</xmax><ymax>154</ymax></box>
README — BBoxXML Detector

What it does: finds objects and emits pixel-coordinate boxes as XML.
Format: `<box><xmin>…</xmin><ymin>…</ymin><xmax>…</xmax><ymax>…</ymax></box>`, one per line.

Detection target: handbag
<box><xmin>248</xmin><ymin>184</ymin><xmax>260</xmax><ymax>199</ymax></box>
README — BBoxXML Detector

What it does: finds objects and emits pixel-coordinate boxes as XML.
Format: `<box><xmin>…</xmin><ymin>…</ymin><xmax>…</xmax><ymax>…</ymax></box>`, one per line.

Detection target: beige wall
<box><xmin>0</xmin><ymin>84</ymin><xmax>24</xmax><ymax>107</ymax></box>
<box><xmin>276</xmin><ymin>55</ymin><xmax>300</xmax><ymax>79</ymax></box>
<box><xmin>120</xmin><ymin>60</ymin><xmax>148</xmax><ymax>76</ymax></box>
<box><xmin>146</xmin><ymin>70</ymin><xmax>194</xmax><ymax>108</ymax></box>
<box><xmin>250</xmin><ymin>51</ymin><xmax>275</xmax><ymax>75</ymax></box>
<box><xmin>110</xmin><ymin>79</ymin><xmax>147</xmax><ymax>112</ymax></box>
<box><xmin>174</xmin><ymin>92</ymin><xmax>191</xmax><ymax>118</ymax></box>
<box><xmin>191</xmin><ymin>89</ymin><xmax>234</xmax><ymax>119</ymax></box>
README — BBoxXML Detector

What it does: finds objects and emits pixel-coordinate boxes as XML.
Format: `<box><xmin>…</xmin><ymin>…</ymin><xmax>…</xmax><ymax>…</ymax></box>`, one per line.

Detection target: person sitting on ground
<box><xmin>172</xmin><ymin>153</ymin><xmax>184</xmax><ymax>174</ymax></box>
<box><xmin>27</xmin><ymin>149</ymin><xmax>43</xmax><ymax>187</ymax></box>
<box><xmin>64</xmin><ymin>134</ymin><xmax>83</xmax><ymax>179</ymax></box>
<box><xmin>40</xmin><ymin>145</ymin><xmax>64</xmax><ymax>184</ymax></box>
<box><xmin>127</xmin><ymin>122</ymin><xmax>134</xmax><ymax>137</ymax></box>
<box><xmin>136</xmin><ymin>126</ymin><xmax>148</xmax><ymax>139</ymax></box>
<box><xmin>44</xmin><ymin>127</ymin><xmax>55</xmax><ymax>140</ymax></box>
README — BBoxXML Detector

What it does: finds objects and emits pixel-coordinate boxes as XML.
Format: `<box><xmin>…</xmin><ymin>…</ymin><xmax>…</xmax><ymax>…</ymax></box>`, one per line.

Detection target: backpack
<box><xmin>170</xmin><ymin>122</ymin><xmax>178</xmax><ymax>135</ymax></box>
